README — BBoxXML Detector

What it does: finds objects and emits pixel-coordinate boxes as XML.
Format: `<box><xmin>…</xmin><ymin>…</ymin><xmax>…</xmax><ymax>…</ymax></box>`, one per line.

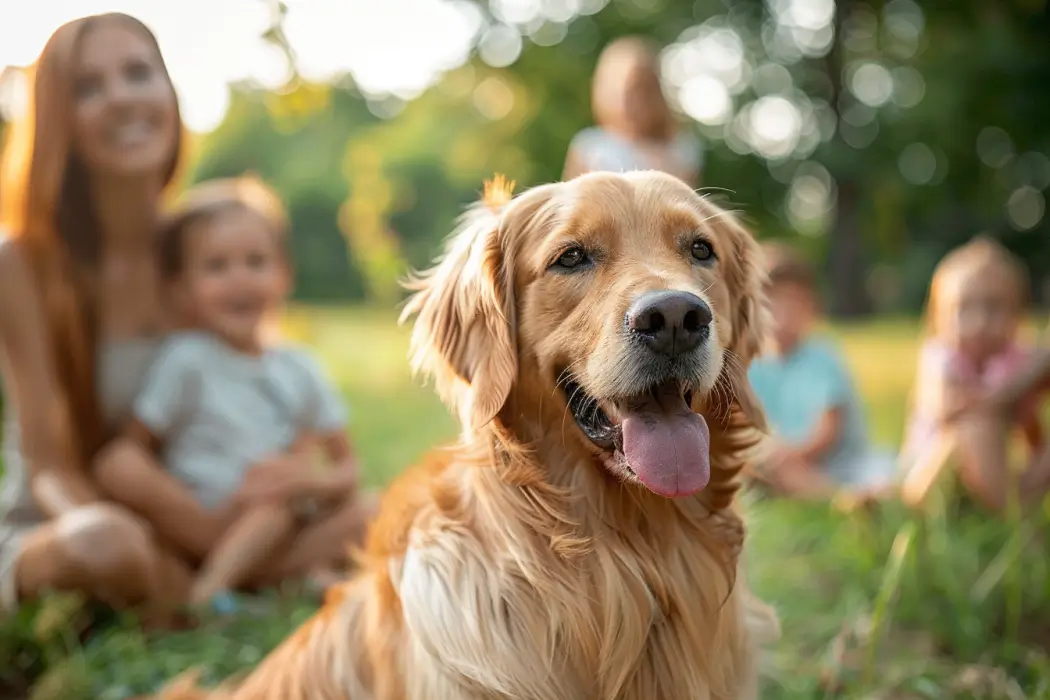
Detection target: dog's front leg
<box><xmin>398</xmin><ymin>536</ymin><xmax>585</xmax><ymax>700</ymax></box>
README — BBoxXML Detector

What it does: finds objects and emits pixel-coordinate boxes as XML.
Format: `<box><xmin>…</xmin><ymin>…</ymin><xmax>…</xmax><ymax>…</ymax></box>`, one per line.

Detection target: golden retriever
<box><xmin>158</xmin><ymin>170</ymin><xmax>781</xmax><ymax>700</ymax></box>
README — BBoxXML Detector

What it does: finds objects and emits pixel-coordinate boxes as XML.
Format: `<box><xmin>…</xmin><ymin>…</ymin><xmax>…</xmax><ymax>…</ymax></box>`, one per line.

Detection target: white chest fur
<box><xmin>396</xmin><ymin>518</ymin><xmax>759</xmax><ymax>700</ymax></box>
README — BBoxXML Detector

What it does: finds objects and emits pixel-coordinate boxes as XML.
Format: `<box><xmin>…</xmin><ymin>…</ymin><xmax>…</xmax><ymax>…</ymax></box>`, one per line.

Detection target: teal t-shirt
<box><xmin>747</xmin><ymin>336</ymin><xmax>871</xmax><ymax>486</ymax></box>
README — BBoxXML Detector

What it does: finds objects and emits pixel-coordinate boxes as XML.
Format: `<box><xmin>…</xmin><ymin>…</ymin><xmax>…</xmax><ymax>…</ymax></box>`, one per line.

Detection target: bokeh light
<box><xmin>976</xmin><ymin>126</ymin><xmax>1014</xmax><ymax>169</ymax></box>
<box><xmin>1018</xmin><ymin>151</ymin><xmax>1050</xmax><ymax>190</ymax></box>
<box><xmin>679</xmin><ymin>75</ymin><xmax>733</xmax><ymax>126</ymax></box>
<box><xmin>898</xmin><ymin>142</ymin><xmax>937</xmax><ymax>185</ymax></box>
<box><xmin>479</xmin><ymin>24</ymin><xmax>524</xmax><ymax>67</ymax></box>
<box><xmin>849</xmin><ymin>62</ymin><xmax>895</xmax><ymax>107</ymax></box>
<box><xmin>472</xmin><ymin>75</ymin><xmax>515</xmax><ymax>120</ymax></box>
<box><xmin>1006</xmin><ymin>186</ymin><xmax>1046</xmax><ymax>231</ymax></box>
<box><xmin>890</xmin><ymin>66</ymin><xmax>925</xmax><ymax>108</ymax></box>
<box><xmin>750</xmin><ymin>95</ymin><xmax>802</xmax><ymax>160</ymax></box>
<box><xmin>786</xmin><ymin>160</ymin><xmax>836</xmax><ymax>236</ymax></box>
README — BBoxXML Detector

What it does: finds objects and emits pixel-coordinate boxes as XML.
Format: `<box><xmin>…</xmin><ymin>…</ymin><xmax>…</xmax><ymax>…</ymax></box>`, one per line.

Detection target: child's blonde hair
<box><xmin>158</xmin><ymin>174</ymin><xmax>289</xmax><ymax>279</ymax></box>
<box><xmin>923</xmin><ymin>235</ymin><xmax>1030</xmax><ymax>337</ymax></box>
<box><xmin>591</xmin><ymin>36</ymin><xmax>676</xmax><ymax>142</ymax></box>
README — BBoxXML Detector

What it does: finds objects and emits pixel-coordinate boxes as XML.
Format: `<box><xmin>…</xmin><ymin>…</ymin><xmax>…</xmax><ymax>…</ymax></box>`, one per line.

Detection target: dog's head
<box><xmin>403</xmin><ymin>171</ymin><xmax>767</xmax><ymax>501</ymax></box>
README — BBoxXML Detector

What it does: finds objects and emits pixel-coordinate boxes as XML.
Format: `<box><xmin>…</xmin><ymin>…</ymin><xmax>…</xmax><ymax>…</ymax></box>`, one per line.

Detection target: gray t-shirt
<box><xmin>133</xmin><ymin>332</ymin><xmax>348</xmax><ymax>510</ymax></box>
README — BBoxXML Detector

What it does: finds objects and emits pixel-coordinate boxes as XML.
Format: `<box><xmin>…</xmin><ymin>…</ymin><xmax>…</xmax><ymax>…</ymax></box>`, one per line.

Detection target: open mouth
<box><xmin>108</xmin><ymin>118</ymin><xmax>157</xmax><ymax>149</ymax></box>
<box><xmin>563</xmin><ymin>375</ymin><xmax>709</xmax><ymax>499</ymax></box>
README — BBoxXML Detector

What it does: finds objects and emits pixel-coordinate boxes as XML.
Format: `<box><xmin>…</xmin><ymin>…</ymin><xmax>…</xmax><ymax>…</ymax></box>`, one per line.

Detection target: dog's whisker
<box><xmin>695</xmin><ymin>208</ymin><xmax>749</xmax><ymax>234</ymax></box>
<box><xmin>559</xmin><ymin>379</ymin><xmax>595</xmax><ymax>447</ymax></box>
<box><xmin>553</xmin><ymin>357</ymin><xmax>589</xmax><ymax>396</ymax></box>
<box><xmin>695</xmin><ymin>185</ymin><xmax>736</xmax><ymax>197</ymax></box>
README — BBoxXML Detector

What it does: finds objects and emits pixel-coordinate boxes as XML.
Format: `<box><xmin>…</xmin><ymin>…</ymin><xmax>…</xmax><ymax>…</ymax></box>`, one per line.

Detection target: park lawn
<box><xmin>3</xmin><ymin>307</ymin><xmax>1049</xmax><ymax>699</ymax></box>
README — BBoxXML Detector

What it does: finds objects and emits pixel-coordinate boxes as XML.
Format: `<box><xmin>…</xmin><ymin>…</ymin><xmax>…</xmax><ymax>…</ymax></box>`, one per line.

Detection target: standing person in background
<box><xmin>562</xmin><ymin>36</ymin><xmax>703</xmax><ymax>186</ymax></box>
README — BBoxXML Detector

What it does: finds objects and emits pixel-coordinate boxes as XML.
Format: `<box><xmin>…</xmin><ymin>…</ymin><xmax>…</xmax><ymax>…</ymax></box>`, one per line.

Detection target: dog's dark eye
<box><xmin>691</xmin><ymin>239</ymin><xmax>715</xmax><ymax>262</ymax></box>
<box><xmin>554</xmin><ymin>247</ymin><xmax>588</xmax><ymax>270</ymax></box>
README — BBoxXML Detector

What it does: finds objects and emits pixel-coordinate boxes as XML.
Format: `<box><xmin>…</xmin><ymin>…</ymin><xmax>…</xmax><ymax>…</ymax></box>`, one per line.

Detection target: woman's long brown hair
<box><xmin>0</xmin><ymin>13</ymin><xmax>183</xmax><ymax>465</ymax></box>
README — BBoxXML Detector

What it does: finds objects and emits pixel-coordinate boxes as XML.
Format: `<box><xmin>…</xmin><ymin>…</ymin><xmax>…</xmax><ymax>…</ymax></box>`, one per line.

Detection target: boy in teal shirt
<box><xmin>748</xmin><ymin>243</ymin><xmax>895</xmax><ymax>497</ymax></box>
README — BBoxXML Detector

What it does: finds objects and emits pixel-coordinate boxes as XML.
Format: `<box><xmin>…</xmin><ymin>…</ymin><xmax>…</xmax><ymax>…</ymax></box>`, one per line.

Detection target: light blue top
<box><xmin>133</xmin><ymin>332</ymin><xmax>348</xmax><ymax>509</ymax></box>
<box><xmin>569</xmin><ymin>126</ymin><xmax>704</xmax><ymax>177</ymax></box>
<box><xmin>747</xmin><ymin>336</ymin><xmax>872</xmax><ymax>486</ymax></box>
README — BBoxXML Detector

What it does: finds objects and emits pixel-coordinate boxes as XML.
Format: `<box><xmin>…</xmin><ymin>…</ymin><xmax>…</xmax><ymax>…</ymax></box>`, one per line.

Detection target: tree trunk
<box><xmin>824</xmin><ymin>0</ymin><xmax>873</xmax><ymax>318</ymax></box>
<box><xmin>826</xmin><ymin>178</ymin><xmax>871</xmax><ymax>317</ymax></box>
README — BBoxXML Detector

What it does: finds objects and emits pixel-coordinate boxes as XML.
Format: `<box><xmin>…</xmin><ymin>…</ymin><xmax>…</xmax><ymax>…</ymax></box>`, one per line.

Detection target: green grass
<box><xmin>3</xmin><ymin>307</ymin><xmax>1050</xmax><ymax>699</ymax></box>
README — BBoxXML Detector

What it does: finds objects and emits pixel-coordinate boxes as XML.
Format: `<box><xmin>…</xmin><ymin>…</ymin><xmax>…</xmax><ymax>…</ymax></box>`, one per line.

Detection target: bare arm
<box><xmin>899</xmin><ymin>433</ymin><xmax>955</xmax><ymax>507</ymax></box>
<box><xmin>0</xmin><ymin>242</ymin><xmax>101</xmax><ymax>517</ymax></box>
<box><xmin>98</xmin><ymin>420</ymin><xmax>231</xmax><ymax>561</ymax></box>
<box><xmin>313</xmin><ymin>430</ymin><xmax>359</xmax><ymax>499</ymax></box>
<box><xmin>900</xmin><ymin>369</ymin><xmax>974</xmax><ymax>506</ymax></box>
<box><xmin>273</xmin><ymin>430</ymin><xmax>360</xmax><ymax>501</ymax></box>
<box><xmin>989</xmin><ymin>347</ymin><xmax>1050</xmax><ymax>411</ymax></box>
<box><xmin>784</xmin><ymin>354</ymin><xmax>853</xmax><ymax>464</ymax></box>
<box><xmin>792</xmin><ymin>406</ymin><xmax>844</xmax><ymax>464</ymax></box>
<box><xmin>914</xmin><ymin>346</ymin><xmax>982</xmax><ymax>426</ymax></box>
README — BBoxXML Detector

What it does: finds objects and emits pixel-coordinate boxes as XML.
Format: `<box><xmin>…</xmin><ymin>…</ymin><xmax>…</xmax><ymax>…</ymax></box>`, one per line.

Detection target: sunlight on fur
<box><xmin>482</xmin><ymin>173</ymin><xmax>516</xmax><ymax>210</ymax></box>
<box><xmin>156</xmin><ymin>171</ymin><xmax>781</xmax><ymax>700</ymax></box>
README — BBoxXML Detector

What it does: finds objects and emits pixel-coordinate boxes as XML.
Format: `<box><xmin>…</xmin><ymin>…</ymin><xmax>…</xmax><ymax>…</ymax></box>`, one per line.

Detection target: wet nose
<box><xmin>626</xmin><ymin>290</ymin><xmax>712</xmax><ymax>358</ymax></box>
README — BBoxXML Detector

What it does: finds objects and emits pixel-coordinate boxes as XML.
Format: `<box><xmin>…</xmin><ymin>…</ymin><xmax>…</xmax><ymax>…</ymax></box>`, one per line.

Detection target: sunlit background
<box><xmin>2</xmin><ymin>2</ymin><xmax>1050</xmax><ymax>698</ymax></box>
<box><xmin>2</xmin><ymin>0</ymin><xmax>1047</xmax><ymax>316</ymax></box>
<box><xmin>0</xmin><ymin>0</ymin><xmax>487</xmax><ymax>133</ymax></box>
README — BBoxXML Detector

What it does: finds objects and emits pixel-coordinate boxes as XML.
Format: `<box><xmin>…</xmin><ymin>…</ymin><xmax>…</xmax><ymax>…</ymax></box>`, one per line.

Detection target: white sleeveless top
<box><xmin>0</xmin><ymin>338</ymin><xmax>162</xmax><ymax>530</ymax></box>
<box><xmin>568</xmin><ymin>126</ymin><xmax>704</xmax><ymax>179</ymax></box>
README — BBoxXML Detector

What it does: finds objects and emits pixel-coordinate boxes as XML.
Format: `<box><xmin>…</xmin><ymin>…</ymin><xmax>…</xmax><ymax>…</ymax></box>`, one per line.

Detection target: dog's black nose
<box><xmin>626</xmin><ymin>290</ymin><xmax>712</xmax><ymax>358</ymax></box>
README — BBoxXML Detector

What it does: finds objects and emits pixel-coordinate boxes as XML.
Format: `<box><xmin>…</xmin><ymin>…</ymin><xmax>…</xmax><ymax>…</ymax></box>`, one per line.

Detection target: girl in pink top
<box><xmin>900</xmin><ymin>237</ymin><xmax>1048</xmax><ymax>512</ymax></box>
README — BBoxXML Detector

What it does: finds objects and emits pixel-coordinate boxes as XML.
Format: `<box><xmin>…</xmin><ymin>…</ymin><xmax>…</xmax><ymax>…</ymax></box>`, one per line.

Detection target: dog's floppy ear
<box><xmin>705</xmin><ymin>199</ymin><xmax>770</xmax><ymax>433</ymax></box>
<box><xmin>400</xmin><ymin>176</ymin><xmax>550</xmax><ymax>434</ymax></box>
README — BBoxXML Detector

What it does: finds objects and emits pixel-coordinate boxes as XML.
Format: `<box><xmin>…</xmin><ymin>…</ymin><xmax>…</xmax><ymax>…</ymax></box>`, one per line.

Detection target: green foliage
<box><xmin>2</xmin><ymin>309</ymin><xmax>1048</xmax><ymax>698</ymax></box>
<box><xmin>186</xmin><ymin>85</ymin><xmax>378</xmax><ymax>302</ymax></box>
<box><xmin>180</xmin><ymin>1</ymin><xmax>1050</xmax><ymax>313</ymax></box>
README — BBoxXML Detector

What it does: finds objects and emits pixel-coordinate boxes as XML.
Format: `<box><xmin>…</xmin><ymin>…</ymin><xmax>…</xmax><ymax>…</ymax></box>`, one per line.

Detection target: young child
<box><xmin>124</xmin><ymin>176</ymin><xmax>369</xmax><ymax>606</ymax></box>
<box><xmin>747</xmin><ymin>242</ymin><xmax>895</xmax><ymax>499</ymax></box>
<box><xmin>899</xmin><ymin>236</ymin><xmax>1047</xmax><ymax>512</ymax></box>
<box><xmin>562</xmin><ymin>36</ymin><xmax>703</xmax><ymax>186</ymax></box>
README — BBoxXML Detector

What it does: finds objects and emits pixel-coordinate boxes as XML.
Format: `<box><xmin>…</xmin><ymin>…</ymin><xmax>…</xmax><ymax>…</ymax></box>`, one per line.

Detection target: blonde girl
<box><xmin>900</xmin><ymin>236</ymin><xmax>1050</xmax><ymax>512</ymax></box>
<box><xmin>562</xmin><ymin>36</ymin><xmax>702</xmax><ymax>185</ymax></box>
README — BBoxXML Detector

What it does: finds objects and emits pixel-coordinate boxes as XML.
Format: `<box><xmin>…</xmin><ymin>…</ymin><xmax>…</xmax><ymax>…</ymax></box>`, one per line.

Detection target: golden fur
<box><xmin>157</xmin><ymin>171</ymin><xmax>780</xmax><ymax>700</ymax></box>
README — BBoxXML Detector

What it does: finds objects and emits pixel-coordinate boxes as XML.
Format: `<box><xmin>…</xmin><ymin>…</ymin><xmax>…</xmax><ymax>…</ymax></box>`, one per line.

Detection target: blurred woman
<box><xmin>0</xmin><ymin>12</ymin><xmax>194</xmax><ymax>615</ymax></box>
<box><xmin>0</xmin><ymin>13</ymin><xmax>370</xmax><ymax>619</ymax></box>
<box><xmin>563</xmin><ymin>36</ymin><xmax>703</xmax><ymax>186</ymax></box>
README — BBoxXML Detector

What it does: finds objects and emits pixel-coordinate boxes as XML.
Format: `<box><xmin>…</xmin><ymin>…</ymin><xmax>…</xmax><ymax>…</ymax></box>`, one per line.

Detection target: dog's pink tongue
<box><xmin>621</xmin><ymin>386</ymin><xmax>710</xmax><ymax>498</ymax></box>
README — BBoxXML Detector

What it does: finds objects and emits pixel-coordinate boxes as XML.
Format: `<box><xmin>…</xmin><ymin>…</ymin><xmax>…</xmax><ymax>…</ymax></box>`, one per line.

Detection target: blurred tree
<box><xmin>188</xmin><ymin>83</ymin><xmax>377</xmax><ymax>301</ymax></box>
<box><xmin>186</xmin><ymin>0</ymin><xmax>1049</xmax><ymax>312</ymax></box>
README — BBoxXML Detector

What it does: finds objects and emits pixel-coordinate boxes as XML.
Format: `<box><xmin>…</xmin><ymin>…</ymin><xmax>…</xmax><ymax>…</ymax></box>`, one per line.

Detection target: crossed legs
<box><xmin>11</xmin><ymin>503</ymin><xmax>192</xmax><ymax>619</ymax></box>
<box><xmin>901</xmin><ymin>412</ymin><xmax>1050</xmax><ymax>514</ymax></box>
